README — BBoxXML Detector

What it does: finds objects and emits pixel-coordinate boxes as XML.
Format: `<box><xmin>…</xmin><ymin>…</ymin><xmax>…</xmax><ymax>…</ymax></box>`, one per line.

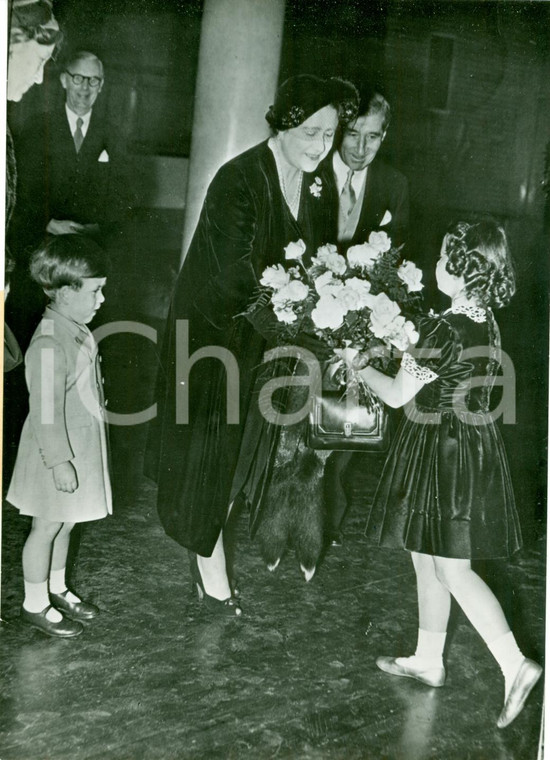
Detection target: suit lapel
<box><xmin>52</xmin><ymin>107</ymin><xmax>78</xmax><ymax>161</ymax></box>
<box><xmin>78</xmin><ymin>109</ymin><xmax>101</xmax><ymax>158</ymax></box>
<box><xmin>316</xmin><ymin>154</ymin><xmax>340</xmax><ymax>244</ymax></box>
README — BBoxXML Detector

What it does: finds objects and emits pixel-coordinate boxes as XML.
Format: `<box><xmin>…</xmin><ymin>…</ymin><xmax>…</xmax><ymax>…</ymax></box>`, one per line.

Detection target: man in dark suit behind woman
<box><xmin>318</xmin><ymin>88</ymin><xmax>410</xmax><ymax>545</ymax></box>
<box><xmin>10</xmin><ymin>50</ymin><xmax>130</xmax><ymax>254</ymax></box>
<box><xmin>7</xmin><ymin>49</ymin><xmax>132</xmax><ymax>348</ymax></box>
<box><xmin>318</xmin><ymin>88</ymin><xmax>409</xmax><ymax>251</ymax></box>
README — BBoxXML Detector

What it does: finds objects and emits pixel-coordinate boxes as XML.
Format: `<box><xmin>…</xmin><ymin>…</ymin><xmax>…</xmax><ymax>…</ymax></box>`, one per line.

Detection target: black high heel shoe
<box><xmin>188</xmin><ymin>553</ymin><xmax>242</xmax><ymax>617</ymax></box>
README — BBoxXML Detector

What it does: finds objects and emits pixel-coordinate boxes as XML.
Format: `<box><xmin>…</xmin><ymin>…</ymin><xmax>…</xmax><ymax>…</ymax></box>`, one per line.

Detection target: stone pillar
<box><xmin>180</xmin><ymin>0</ymin><xmax>286</xmax><ymax>262</ymax></box>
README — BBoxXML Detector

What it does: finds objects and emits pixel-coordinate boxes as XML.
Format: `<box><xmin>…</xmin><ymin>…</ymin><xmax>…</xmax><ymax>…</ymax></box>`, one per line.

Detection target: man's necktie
<box><xmin>73</xmin><ymin>117</ymin><xmax>84</xmax><ymax>153</ymax></box>
<box><xmin>340</xmin><ymin>168</ymin><xmax>356</xmax><ymax>217</ymax></box>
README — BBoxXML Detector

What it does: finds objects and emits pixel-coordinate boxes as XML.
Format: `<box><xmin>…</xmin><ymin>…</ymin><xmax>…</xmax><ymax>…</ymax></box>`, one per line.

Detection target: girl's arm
<box><xmin>357</xmin><ymin>364</ymin><xmax>427</xmax><ymax>409</ymax></box>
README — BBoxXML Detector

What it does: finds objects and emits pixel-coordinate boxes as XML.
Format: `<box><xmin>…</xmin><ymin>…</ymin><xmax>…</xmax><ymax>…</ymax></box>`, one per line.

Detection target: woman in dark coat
<box><xmin>5</xmin><ymin>0</ymin><xmax>61</xmax><ymax>371</ymax></box>
<box><xmin>147</xmin><ymin>75</ymin><xmax>358</xmax><ymax>614</ymax></box>
<box><xmin>4</xmin><ymin>1</ymin><xmax>61</xmax><ymax>487</ymax></box>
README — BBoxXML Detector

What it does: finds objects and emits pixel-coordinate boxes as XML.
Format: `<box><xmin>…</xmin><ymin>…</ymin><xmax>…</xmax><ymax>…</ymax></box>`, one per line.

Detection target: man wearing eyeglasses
<box><xmin>11</xmin><ymin>49</ymin><xmax>129</xmax><ymax>253</ymax></box>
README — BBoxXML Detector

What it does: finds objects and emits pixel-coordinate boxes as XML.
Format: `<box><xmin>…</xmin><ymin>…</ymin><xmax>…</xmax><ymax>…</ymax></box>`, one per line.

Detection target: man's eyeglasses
<box><xmin>64</xmin><ymin>71</ymin><xmax>103</xmax><ymax>88</ymax></box>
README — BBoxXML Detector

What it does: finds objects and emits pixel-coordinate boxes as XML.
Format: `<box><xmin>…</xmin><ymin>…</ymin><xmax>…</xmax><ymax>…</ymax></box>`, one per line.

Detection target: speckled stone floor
<box><xmin>1</xmin><ymin>219</ymin><xmax>546</xmax><ymax>759</ymax></box>
<box><xmin>1</xmin><ymin>438</ymin><xmax>545</xmax><ymax>759</ymax></box>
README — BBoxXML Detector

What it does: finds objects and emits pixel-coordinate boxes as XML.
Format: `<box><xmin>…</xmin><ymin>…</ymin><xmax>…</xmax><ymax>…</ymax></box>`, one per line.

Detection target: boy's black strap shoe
<box><xmin>20</xmin><ymin>605</ymin><xmax>83</xmax><ymax>638</ymax></box>
<box><xmin>50</xmin><ymin>591</ymin><xmax>100</xmax><ymax>621</ymax></box>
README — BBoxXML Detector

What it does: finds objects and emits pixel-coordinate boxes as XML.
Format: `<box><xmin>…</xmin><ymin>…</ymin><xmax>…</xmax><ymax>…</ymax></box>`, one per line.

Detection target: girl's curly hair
<box><xmin>444</xmin><ymin>219</ymin><xmax>516</xmax><ymax>309</ymax></box>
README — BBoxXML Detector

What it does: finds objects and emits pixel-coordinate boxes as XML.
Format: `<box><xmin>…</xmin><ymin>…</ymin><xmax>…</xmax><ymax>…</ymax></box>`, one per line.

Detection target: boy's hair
<box><xmin>30</xmin><ymin>235</ymin><xmax>109</xmax><ymax>295</ymax></box>
<box><xmin>445</xmin><ymin>218</ymin><xmax>516</xmax><ymax>309</ymax></box>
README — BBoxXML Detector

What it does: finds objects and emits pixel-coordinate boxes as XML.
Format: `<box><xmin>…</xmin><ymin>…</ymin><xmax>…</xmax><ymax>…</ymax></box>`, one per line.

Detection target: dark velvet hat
<box><xmin>266</xmin><ymin>75</ymin><xmax>359</xmax><ymax>131</ymax></box>
<box><xmin>10</xmin><ymin>0</ymin><xmax>60</xmax><ymax>46</ymax></box>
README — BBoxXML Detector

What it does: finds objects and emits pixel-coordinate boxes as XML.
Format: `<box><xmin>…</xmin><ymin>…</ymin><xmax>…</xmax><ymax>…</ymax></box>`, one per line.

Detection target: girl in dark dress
<box><xmin>339</xmin><ymin>219</ymin><xmax>542</xmax><ymax>728</ymax></box>
<box><xmin>147</xmin><ymin>76</ymin><xmax>358</xmax><ymax>615</ymax></box>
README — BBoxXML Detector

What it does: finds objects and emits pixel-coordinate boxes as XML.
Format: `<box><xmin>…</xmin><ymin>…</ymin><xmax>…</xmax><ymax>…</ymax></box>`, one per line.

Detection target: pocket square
<box><xmin>380</xmin><ymin>210</ymin><xmax>392</xmax><ymax>226</ymax></box>
<box><xmin>98</xmin><ymin>150</ymin><xmax>110</xmax><ymax>163</ymax></box>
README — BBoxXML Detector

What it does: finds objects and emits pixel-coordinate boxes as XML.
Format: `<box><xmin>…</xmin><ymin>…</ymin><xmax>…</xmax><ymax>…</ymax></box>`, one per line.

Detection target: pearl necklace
<box><xmin>269</xmin><ymin>138</ymin><xmax>303</xmax><ymax>220</ymax></box>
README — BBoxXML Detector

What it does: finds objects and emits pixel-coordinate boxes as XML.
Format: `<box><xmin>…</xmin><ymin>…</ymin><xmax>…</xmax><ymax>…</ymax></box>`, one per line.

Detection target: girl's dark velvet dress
<box><xmin>367</xmin><ymin>308</ymin><xmax>522</xmax><ymax>559</ymax></box>
<box><xmin>147</xmin><ymin>141</ymin><xmax>332</xmax><ymax>556</ymax></box>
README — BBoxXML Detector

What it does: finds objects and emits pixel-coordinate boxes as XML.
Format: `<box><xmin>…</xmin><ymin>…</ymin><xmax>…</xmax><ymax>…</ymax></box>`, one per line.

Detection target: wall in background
<box><xmin>8</xmin><ymin>0</ymin><xmax>549</xmax><ymax>233</ymax></box>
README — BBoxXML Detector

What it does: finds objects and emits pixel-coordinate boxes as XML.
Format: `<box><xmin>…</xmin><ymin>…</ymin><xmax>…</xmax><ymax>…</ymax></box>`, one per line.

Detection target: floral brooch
<box><xmin>309</xmin><ymin>176</ymin><xmax>322</xmax><ymax>198</ymax></box>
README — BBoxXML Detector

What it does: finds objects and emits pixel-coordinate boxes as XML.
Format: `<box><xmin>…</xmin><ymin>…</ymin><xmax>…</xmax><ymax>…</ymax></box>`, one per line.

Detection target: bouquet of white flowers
<box><xmin>247</xmin><ymin>231</ymin><xmax>424</xmax><ymax>450</ymax></box>
<box><xmin>254</xmin><ymin>231</ymin><xmax>424</xmax><ymax>368</ymax></box>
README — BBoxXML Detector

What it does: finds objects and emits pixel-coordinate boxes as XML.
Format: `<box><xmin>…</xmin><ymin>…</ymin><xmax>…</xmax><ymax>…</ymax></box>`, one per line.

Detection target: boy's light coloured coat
<box><xmin>7</xmin><ymin>307</ymin><xmax>112</xmax><ymax>522</ymax></box>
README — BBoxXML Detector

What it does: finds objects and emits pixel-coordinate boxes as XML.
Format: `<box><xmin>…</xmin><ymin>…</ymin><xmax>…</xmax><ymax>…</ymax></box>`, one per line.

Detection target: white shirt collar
<box><xmin>65</xmin><ymin>105</ymin><xmax>92</xmax><ymax>137</ymax></box>
<box><xmin>332</xmin><ymin>150</ymin><xmax>368</xmax><ymax>196</ymax></box>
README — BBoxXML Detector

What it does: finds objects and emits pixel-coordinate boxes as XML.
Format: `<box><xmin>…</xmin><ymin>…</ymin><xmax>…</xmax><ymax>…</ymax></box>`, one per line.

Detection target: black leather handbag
<box><xmin>306</xmin><ymin>390</ymin><xmax>390</xmax><ymax>452</ymax></box>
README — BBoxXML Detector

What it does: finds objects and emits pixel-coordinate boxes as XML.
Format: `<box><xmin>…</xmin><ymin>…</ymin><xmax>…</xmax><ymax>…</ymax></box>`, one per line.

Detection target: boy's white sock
<box><xmin>49</xmin><ymin>568</ymin><xmax>68</xmax><ymax>593</ymax></box>
<box><xmin>23</xmin><ymin>580</ymin><xmax>62</xmax><ymax>622</ymax></box>
<box><xmin>49</xmin><ymin>568</ymin><xmax>80</xmax><ymax>603</ymax></box>
<box><xmin>488</xmin><ymin>630</ymin><xmax>525</xmax><ymax>700</ymax></box>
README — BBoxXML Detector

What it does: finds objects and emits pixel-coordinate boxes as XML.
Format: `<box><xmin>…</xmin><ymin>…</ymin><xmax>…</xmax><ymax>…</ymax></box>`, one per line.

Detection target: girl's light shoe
<box><xmin>497</xmin><ymin>659</ymin><xmax>543</xmax><ymax>729</ymax></box>
<box><xmin>376</xmin><ymin>656</ymin><xmax>446</xmax><ymax>687</ymax></box>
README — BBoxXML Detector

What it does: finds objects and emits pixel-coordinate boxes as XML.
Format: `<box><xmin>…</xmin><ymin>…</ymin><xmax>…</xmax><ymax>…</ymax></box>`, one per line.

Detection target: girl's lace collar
<box><xmin>446</xmin><ymin>303</ymin><xmax>488</xmax><ymax>323</ymax></box>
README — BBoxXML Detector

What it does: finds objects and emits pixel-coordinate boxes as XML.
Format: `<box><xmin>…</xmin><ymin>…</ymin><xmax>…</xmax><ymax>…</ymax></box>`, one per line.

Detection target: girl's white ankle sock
<box><xmin>414</xmin><ymin>628</ymin><xmax>447</xmax><ymax>668</ymax></box>
<box><xmin>23</xmin><ymin>580</ymin><xmax>62</xmax><ymax>622</ymax></box>
<box><xmin>488</xmin><ymin>630</ymin><xmax>525</xmax><ymax>700</ymax></box>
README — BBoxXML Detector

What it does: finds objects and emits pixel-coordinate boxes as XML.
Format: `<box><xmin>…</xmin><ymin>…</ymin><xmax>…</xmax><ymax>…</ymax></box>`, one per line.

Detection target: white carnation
<box><xmin>274</xmin><ymin>304</ymin><xmax>298</xmax><ymax>324</ymax></box>
<box><xmin>311</xmin><ymin>295</ymin><xmax>347</xmax><ymax>331</ymax></box>
<box><xmin>260</xmin><ymin>264</ymin><xmax>290</xmax><ymax>290</ymax></box>
<box><xmin>342</xmin><ymin>277</ymin><xmax>375</xmax><ymax>309</ymax></box>
<box><xmin>369</xmin><ymin>292</ymin><xmax>402</xmax><ymax>338</ymax></box>
<box><xmin>347</xmin><ymin>242</ymin><xmax>380</xmax><ymax>271</ymax></box>
<box><xmin>397</xmin><ymin>260</ymin><xmax>424</xmax><ymax>292</ymax></box>
<box><xmin>284</xmin><ymin>239</ymin><xmax>306</xmax><ymax>260</ymax></box>
<box><xmin>312</xmin><ymin>243</ymin><xmax>347</xmax><ymax>275</ymax></box>
<box><xmin>314</xmin><ymin>270</ymin><xmax>345</xmax><ymax>298</ymax></box>
<box><xmin>368</xmin><ymin>231</ymin><xmax>392</xmax><ymax>253</ymax></box>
